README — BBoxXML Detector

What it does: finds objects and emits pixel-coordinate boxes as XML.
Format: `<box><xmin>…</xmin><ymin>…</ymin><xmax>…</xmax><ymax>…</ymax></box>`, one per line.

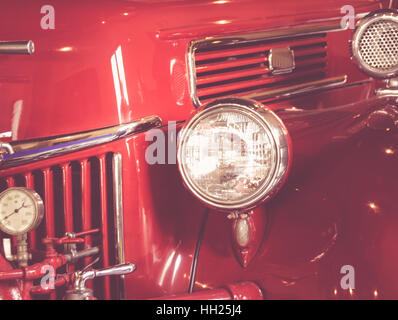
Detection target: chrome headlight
<box><xmin>352</xmin><ymin>9</ymin><xmax>398</xmax><ymax>79</ymax></box>
<box><xmin>177</xmin><ymin>98</ymin><xmax>291</xmax><ymax>211</ymax></box>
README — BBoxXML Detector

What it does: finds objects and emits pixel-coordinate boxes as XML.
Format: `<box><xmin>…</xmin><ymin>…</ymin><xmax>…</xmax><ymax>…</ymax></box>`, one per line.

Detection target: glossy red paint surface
<box><xmin>0</xmin><ymin>0</ymin><xmax>386</xmax><ymax>141</ymax></box>
<box><xmin>194</xmin><ymin>96</ymin><xmax>398</xmax><ymax>299</ymax></box>
<box><xmin>156</xmin><ymin>281</ymin><xmax>263</xmax><ymax>300</ymax></box>
<box><xmin>0</xmin><ymin>0</ymin><xmax>397</xmax><ymax>300</ymax></box>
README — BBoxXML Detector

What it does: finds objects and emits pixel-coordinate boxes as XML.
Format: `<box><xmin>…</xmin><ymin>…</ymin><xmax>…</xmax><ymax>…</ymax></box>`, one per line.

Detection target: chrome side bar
<box><xmin>0</xmin><ymin>115</ymin><xmax>162</xmax><ymax>169</ymax></box>
<box><xmin>191</xmin><ymin>22</ymin><xmax>344</xmax><ymax>51</ymax></box>
<box><xmin>112</xmin><ymin>153</ymin><xmax>127</xmax><ymax>299</ymax></box>
<box><xmin>0</xmin><ymin>41</ymin><xmax>35</xmax><ymax>55</ymax></box>
<box><xmin>243</xmin><ymin>75</ymin><xmax>348</xmax><ymax>101</ymax></box>
<box><xmin>377</xmin><ymin>88</ymin><xmax>398</xmax><ymax>98</ymax></box>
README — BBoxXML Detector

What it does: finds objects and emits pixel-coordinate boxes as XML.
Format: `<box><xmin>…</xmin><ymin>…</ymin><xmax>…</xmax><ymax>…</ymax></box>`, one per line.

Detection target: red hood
<box><xmin>0</xmin><ymin>0</ymin><xmax>384</xmax><ymax>141</ymax></box>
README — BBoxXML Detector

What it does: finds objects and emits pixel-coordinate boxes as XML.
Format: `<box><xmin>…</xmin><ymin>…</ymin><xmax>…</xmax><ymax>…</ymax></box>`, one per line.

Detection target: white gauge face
<box><xmin>0</xmin><ymin>187</ymin><xmax>44</xmax><ymax>235</ymax></box>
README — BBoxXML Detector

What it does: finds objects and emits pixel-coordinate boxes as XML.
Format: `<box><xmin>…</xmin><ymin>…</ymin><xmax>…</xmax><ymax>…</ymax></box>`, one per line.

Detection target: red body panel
<box><xmin>0</xmin><ymin>0</ymin><xmax>385</xmax><ymax>141</ymax></box>
<box><xmin>0</xmin><ymin>0</ymin><xmax>397</xmax><ymax>300</ymax></box>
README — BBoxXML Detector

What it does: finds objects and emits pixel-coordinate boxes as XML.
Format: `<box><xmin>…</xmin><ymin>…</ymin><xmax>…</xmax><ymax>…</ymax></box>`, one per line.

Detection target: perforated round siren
<box><xmin>352</xmin><ymin>10</ymin><xmax>398</xmax><ymax>79</ymax></box>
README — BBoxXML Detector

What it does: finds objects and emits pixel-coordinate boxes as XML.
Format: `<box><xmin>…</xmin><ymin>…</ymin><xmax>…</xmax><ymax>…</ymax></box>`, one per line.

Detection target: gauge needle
<box><xmin>1</xmin><ymin>201</ymin><xmax>26</xmax><ymax>221</ymax></box>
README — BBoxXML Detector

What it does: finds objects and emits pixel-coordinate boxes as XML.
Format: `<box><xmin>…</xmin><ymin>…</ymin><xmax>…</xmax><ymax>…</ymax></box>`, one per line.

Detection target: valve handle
<box><xmin>93</xmin><ymin>263</ymin><xmax>136</xmax><ymax>278</ymax></box>
<box><xmin>42</xmin><ymin>237</ymin><xmax>84</xmax><ymax>245</ymax></box>
<box><xmin>74</xmin><ymin>263</ymin><xmax>136</xmax><ymax>291</ymax></box>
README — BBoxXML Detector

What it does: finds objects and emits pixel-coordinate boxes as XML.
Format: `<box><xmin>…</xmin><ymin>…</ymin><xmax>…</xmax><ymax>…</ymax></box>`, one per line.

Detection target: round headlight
<box><xmin>177</xmin><ymin>98</ymin><xmax>291</xmax><ymax>211</ymax></box>
<box><xmin>352</xmin><ymin>9</ymin><xmax>398</xmax><ymax>79</ymax></box>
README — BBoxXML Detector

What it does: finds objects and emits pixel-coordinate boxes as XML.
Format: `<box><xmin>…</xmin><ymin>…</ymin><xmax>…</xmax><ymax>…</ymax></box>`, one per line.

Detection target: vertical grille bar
<box><xmin>43</xmin><ymin>168</ymin><xmax>55</xmax><ymax>237</ymax></box>
<box><xmin>61</xmin><ymin>163</ymin><xmax>74</xmax><ymax>233</ymax></box>
<box><xmin>24</xmin><ymin>172</ymin><xmax>36</xmax><ymax>249</ymax></box>
<box><xmin>80</xmin><ymin>159</ymin><xmax>92</xmax><ymax>290</ymax></box>
<box><xmin>80</xmin><ymin>159</ymin><xmax>92</xmax><ymax>264</ymax></box>
<box><xmin>99</xmin><ymin>154</ymin><xmax>110</xmax><ymax>299</ymax></box>
<box><xmin>80</xmin><ymin>160</ymin><xmax>91</xmax><ymax>232</ymax></box>
<box><xmin>112</xmin><ymin>153</ymin><xmax>126</xmax><ymax>299</ymax></box>
<box><xmin>6</xmin><ymin>177</ymin><xmax>15</xmax><ymax>187</ymax></box>
<box><xmin>43</xmin><ymin>168</ymin><xmax>57</xmax><ymax>300</ymax></box>
<box><xmin>6</xmin><ymin>177</ymin><xmax>16</xmax><ymax>247</ymax></box>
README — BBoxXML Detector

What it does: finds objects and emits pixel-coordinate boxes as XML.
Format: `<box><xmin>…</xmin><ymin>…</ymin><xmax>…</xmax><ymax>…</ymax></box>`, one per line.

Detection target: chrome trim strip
<box><xmin>0</xmin><ymin>41</ymin><xmax>35</xmax><ymax>55</ymax></box>
<box><xmin>0</xmin><ymin>115</ymin><xmax>162</xmax><ymax>170</ymax></box>
<box><xmin>193</xmin><ymin>22</ymin><xmax>344</xmax><ymax>50</ymax></box>
<box><xmin>112</xmin><ymin>153</ymin><xmax>126</xmax><ymax>300</ymax></box>
<box><xmin>188</xmin><ymin>22</ymin><xmax>346</xmax><ymax>107</ymax></box>
<box><xmin>243</xmin><ymin>75</ymin><xmax>348</xmax><ymax>101</ymax></box>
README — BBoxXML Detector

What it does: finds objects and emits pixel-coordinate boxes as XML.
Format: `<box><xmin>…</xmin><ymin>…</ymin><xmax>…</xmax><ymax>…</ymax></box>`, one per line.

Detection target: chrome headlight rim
<box><xmin>177</xmin><ymin>97</ymin><xmax>291</xmax><ymax>212</ymax></box>
<box><xmin>352</xmin><ymin>9</ymin><xmax>398</xmax><ymax>79</ymax></box>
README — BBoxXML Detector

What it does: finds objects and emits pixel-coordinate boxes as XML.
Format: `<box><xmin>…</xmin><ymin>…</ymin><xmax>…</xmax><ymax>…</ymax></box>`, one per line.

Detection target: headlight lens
<box><xmin>177</xmin><ymin>98</ymin><xmax>291</xmax><ymax>211</ymax></box>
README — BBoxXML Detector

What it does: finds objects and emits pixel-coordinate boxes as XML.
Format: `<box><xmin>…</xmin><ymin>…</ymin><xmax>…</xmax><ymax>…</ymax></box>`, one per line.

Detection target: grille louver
<box><xmin>192</xmin><ymin>33</ymin><xmax>328</xmax><ymax>105</ymax></box>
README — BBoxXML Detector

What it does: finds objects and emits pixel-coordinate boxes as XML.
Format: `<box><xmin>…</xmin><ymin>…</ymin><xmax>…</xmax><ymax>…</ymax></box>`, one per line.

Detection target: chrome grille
<box><xmin>0</xmin><ymin>153</ymin><xmax>117</xmax><ymax>300</ymax></box>
<box><xmin>190</xmin><ymin>30</ymin><xmax>330</xmax><ymax>106</ymax></box>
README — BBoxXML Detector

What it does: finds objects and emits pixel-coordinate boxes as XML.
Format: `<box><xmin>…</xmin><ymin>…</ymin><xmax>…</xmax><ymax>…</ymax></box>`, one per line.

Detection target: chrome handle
<box><xmin>94</xmin><ymin>263</ymin><xmax>135</xmax><ymax>278</ymax></box>
<box><xmin>74</xmin><ymin>263</ymin><xmax>136</xmax><ymax>291</ymax></box>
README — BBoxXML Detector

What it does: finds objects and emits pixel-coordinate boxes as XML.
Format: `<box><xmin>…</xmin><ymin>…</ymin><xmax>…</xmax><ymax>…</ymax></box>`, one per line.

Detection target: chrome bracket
<box><xmin>3</xmin><ymin>234</ymin><xmax>32</xmax><ymax>267</ymax></box>
<box><xmin>63</xmin><ymin>232</ymin><xmax>78</xmax><ymax>264</ymax></box>
<box><xmin>269</xmin><ymin>47</ymin><xmax>295</xmax><ymax>75</ymax></box>
<box><xmin>376</xmin><ymin>78</ymin><xmax>398</xmax><ymax>99</ymax></box>
<box><xmin>3</xmin><ymin>238</ymin><xmax>15</xmax><ymax>262</ymax></box>
<box><xmin>0</xmin><ymin>142</ymin><xmax>14</xmax><ymax>160</ymax></box>
<box><xmin>376</xmin><ymin>88</ymin><xmax>398</xmax><ymax>98</ymax></box>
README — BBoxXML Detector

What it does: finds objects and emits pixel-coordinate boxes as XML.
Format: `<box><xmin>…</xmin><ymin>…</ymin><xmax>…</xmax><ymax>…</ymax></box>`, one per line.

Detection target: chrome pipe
<box><xmin>244</xmin><ymin>75</ymin><xmax>348</xmax><ymax>101</ymax></box>
<box><xmin>0</xmin><ymin>41</ymin><xmax>35</xmax><ymax>55</ymax></box>
<box><xmin>75</xmin><ymin>263</ymin><xmax>136</xmax><ymax>291</ymax></box>
<box><xmin>64</xmin><ymin>246</ymin><xmax>100</xmax><ymax>264</ymax></box>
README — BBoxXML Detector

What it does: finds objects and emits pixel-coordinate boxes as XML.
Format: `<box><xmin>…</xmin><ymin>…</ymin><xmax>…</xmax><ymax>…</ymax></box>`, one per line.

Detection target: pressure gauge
<box><xmin>0</xmin><ymin>187</ymin><xmax>44</xmax><ymax>236</ymax></box>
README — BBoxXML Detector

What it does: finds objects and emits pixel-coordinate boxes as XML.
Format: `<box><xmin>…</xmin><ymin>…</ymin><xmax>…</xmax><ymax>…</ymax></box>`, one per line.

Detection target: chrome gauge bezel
<box><xmin>0</xmin><ymin>187</ymin><xmax>44</xmax><ymax>235</ymax></box>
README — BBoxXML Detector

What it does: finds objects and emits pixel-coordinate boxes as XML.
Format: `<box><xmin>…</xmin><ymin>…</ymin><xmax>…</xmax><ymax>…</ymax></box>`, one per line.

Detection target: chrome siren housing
<box><xmin>352</xmin><ymin>9</ymin><xmax>398</xmax><ymax>79</ymax></box>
